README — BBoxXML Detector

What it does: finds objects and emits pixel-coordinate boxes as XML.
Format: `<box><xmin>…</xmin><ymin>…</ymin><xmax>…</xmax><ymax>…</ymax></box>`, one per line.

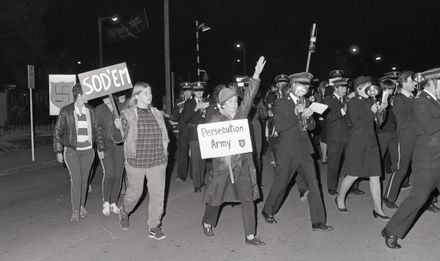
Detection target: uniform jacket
<box><xmin>53</xmin><ymin>103</ymin><xmax>105</xmax><ymax>153</ymax></box>
<box><xmin>324</xmin><ymin>94</ymin><xmax>350</xmax><ymax>142</ymax></box>
<box><xmin>203</xmin><ymin>78</ymin><xmax>261</xmax><ymax>206</ymax></box>
<box><xmin>411</xmin><ymin>91</ymin><xmax>440</xmax><ymax>169</ymax></box>
<box><xmin>273</xmin><ymin>95</ymin><xmax>316</xmax><ymax>159</ymax></box>
<box><xmin>180</xmin><ymin>97</ymin><xmax>207</xmax><ymax>140</ymax></box>
<box><xmin>342</xmin><ymin>94</ymin><xmax>381</xmax><ymax>176</ymax></box>
<box><xmin>392</xmin><ymin>93</ymin><xmax>416</xmax><ymax>142</ymax></box>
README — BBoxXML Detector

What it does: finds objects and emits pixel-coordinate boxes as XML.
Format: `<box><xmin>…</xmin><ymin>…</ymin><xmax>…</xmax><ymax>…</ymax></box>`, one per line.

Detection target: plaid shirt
<box><xmin>123</xmin><ymin>107</ymin><xmax>167</xmax><ymax>168</ymax></box>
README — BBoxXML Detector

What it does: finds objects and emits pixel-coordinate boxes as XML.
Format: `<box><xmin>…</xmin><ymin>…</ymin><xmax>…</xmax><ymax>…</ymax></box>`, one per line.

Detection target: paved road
<box><xmin>0</xmin><ymin>155</ymin><xmax>438</xmax><ymax>261</ymax></box>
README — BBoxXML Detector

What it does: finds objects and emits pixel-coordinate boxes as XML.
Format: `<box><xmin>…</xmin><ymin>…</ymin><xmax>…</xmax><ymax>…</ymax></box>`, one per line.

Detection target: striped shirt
<box><xmin>76</xmin><ymin>113</ymin><xmax>92</xmax><ymax>150</ymax></box>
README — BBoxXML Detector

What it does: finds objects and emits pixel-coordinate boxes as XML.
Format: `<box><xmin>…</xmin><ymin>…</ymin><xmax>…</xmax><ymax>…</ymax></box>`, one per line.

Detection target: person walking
<box><xmin>53</xmin><ymin>83</ymin><xmax>105</xmax><ymax>222</ymax></box>
<box><xmin>115</xmin><ymin>82</ymin><xmax>169</xmax><ymax>240</ymax></box>
<box><xmin>202</xmin><ymin>56</ymin><xmax>266</xmax><ymax>246</ymax></box>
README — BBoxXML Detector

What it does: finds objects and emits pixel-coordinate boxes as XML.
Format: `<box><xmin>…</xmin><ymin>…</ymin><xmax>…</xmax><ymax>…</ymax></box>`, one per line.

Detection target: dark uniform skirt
<box><xmin>342</xmin><ymin>132</ymin><xmax>381</xmax><ymax>177</ymax></box>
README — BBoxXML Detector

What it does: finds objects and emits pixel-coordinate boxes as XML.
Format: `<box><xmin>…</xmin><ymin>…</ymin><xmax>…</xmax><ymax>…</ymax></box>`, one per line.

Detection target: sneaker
<box><xmin>148</xmin><ymin>227</ymin><xmax>166</xmax><ymax>240</ymax></box>
<box><xmin>110</xmin><ymin>203</ymin><xmax>120</xmax><ymax>214</ymax></box>
<box><xmin>102</xmin><ymin>202</ymin><xmax>110</xmax><ymax>216</ymax></box>
<box><xmin>80</xmin><ymin>206</ymin><xmax>89</xmax><ymax>218</ymax></box>
<box><xmin>119</xmin><ymin>210</ymin><xmax>129</xmax><ymax>230</ymax></box>
<box><xmin>300</xmin><ymin>190</ymin><xmax>309</xmax><ymax>202</ymax></box>
<box><xmin>245</xmin><ymin>236</ymin><xmax>265</xmax><ymax>246</ymax></box>
<box><xmin>70</xmin><ymin>210</ymin><xmax>80</xmax><ymax>222</ymax></box>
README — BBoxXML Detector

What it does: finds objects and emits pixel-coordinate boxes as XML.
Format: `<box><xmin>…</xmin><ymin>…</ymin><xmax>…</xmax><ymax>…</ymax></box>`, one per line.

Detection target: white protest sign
<box><xmin>49</xmin><ymin>75</ymin><xmax>76</xmax><ymax>115</ymax></box>
<box><xmin>78</xmin><ymin>62</ymin><xmax>133</xmax><ymax>101</ymax></box>
<box><xmin>197</xmin><ymin>119</ymin><xmax>253</xmax><ymax>159</ymax></box>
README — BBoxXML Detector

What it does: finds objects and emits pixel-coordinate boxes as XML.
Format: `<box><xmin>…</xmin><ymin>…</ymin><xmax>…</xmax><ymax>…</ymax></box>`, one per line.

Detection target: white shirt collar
<box><xmin>74</xmin><ymin>104</ymin><xmax>87</xmax><ymax>116</ymax></box>
<box><xmin>289</xmin><ymin>92</ymin><xmax>299</xmax><ymax>103</ymax></box>
<box><xmin>424</xmin><ymin>90</ymin><xmax>437</xmax><ymax>100</ymax></box>
<box><xmin>333</xmin><ymin>92</ymin><xmax>342</xmax><ymax>100</ymax></box>
<box><xmin>400</xmin><ymin>89</ymin><xmax>413</xmax><ymax>98</ymax></box>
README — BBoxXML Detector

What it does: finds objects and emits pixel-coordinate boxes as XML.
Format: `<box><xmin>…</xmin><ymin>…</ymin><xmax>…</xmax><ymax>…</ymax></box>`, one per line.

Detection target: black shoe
<box><xmin>299</xmin><ymin>190</ymin><xmax>309</xmax><ymax>201</ymax></box>
<box><xmin>381</xmin><ymin>228</ymin><xmax>401</xmax><ymax>249</ymax></box>
<box><xmin>262</xmin><ymin>211</ymin><xmax>277</xmax><ymax>224</ymax></box>
<box><xmin>312</xmin><ymin>223</ymin><xmax>334</xmax><ymax>232</ymax></box>
<box><xmin>335</xmin><ymin>198</ymin><xmax>348</xmax><ymax>213</ymax></box>
<box><xmin>176</xmin><ymin>177</ymin><xmax>186</xmax><ymax>183</ymax></box>
<box><xmin>383</xmin><ymin>197</ymin><xmax>398</xmax><ymax>209</ymax></box>
<box><xmin>245</xmin><ymin>237</ymin><xmax>266</xmax><ymax>246</ymax></box>
<box><xmin>119</xmin><ymin>209</ymin><xmax>129</xmax><ymax>230</ymax></box>
<box><xmin>328</xmin><ymin>189</ymin><xmax>338</xmax><ymax>196</ymax></box>
<box><xmin>202</xmin><ymin>223</ymin><xmax>215</xmax><ymax>236</ymax></box>
<box><xmin>349</xmin><ymin>187</ymin><xmax>365</xmax><ymax>195</ymax></box>
<box><xmin>427</xmin><ymin>203</ymin><xmax>440</xmax><ymax>213</ymax></box>
<box><xmin>373</xmin><ymin>210</ymin><xmax>390</xmax><ymax>220</ymax></box>
<box><xmin>194</xmin><ymin>187</ymin><xmax>201</xmax><ymax>193</ymax></box>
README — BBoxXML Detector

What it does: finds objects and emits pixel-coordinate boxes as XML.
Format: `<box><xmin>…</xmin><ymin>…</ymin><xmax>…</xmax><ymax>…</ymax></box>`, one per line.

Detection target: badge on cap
<box><xmin>274</xmin><ymin>74</ymin><xmax>289</xmax><ymax>83</ymax></box>
<box><xmin>180</xmin><ymin>82</ymin><xmax>192</xmax><ymax>91</ymax></box>
<box><xmin>329</xmin><ymin>70</ymin><xmax>345</xmax><ymax>79</ymax></box>
<box><xmin>191</xmin><ymin>81</ymin><xmax>206</xmax><ymax>90</ymax></box>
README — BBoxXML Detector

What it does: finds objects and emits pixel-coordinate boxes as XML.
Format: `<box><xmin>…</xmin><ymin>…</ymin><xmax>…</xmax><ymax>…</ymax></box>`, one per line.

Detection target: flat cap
<box><xmin>180</xmin><ymin>82</ymin><xmax>192</xmax><ymax>90</ymax></box>
<box><xmin>191</xmin><ymin>81</ymin><xmax>206</xmax><ymax>90</ymax></box>
<box><xmin>289</xmin><ymin>72</ymin><xmax>314</xmax><ymax>85</ymax></box>
<box><xmin>274</xmin><ymin>74</ymin><xmax>289</xmax><ymax>83</ymax></box>
<box><xmin>329</xmin><ymin>70</ymin><xmax>345</xmax><ymax>79</ymax></box>
<box><xmin>421</xmin><ymin>67</ymin><xmax>440</xmax><ymax>80</ymax></box>
<box><xmin>218</xmin><ymin>87</ymin><xmax>237</xmax><ymax>105</ymax></box>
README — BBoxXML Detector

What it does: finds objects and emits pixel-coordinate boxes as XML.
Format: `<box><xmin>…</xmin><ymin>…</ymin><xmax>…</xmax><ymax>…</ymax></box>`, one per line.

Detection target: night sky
<box><xmin>43</xmin><ymin>0</ymin><xmax>440</xmax><ymax>97</ymax></box>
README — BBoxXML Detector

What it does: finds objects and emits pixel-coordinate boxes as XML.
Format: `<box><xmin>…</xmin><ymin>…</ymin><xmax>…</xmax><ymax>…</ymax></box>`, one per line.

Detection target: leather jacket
<box><xmin>53</xmin><ymin>103</ymin><xmax>105</xmax><ymax>153</ymax></box>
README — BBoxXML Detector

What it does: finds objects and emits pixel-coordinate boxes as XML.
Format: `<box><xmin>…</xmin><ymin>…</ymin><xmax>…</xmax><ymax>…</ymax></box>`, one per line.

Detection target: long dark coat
<box><xmin>203</xmin><ymin>78</ymin><xmax>261</xmax><ymax>206</ymax></box>
<box><xmin>341</xmin><ymin>94</ymin><xmax>381</xmax><ymax>177</ymax></box>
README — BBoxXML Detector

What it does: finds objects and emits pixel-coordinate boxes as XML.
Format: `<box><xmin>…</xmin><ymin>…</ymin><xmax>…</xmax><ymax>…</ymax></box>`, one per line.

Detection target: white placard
<box><xmin>197</xmin><ymin>119</ymin><xmax>253</xmax><ymax>159</ymax></box>
<box><xmin>49</xmin><ymin>75</ymin><xmax>76</xmax><ymax>115</ymax></box>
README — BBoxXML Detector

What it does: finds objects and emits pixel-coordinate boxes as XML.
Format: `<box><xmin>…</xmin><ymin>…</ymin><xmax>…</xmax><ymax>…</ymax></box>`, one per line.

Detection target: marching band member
<box><xmin>175</xmin><ymin>82</ymin><xmax>193</xmax><ymax>182</ymax></box>
<box><xmin>382</xmin><ymin>68</ymin><xmax>440</xmax><ymax>248</ymax></box>
<box><xmin>335</xmin><ymin>76</ymin><xmax>389</xmax><ymax>220</ymax></box>
<box><xmin>202</xmin><ymin>56</ymin><xmax>266</xmax><ymax>246</ymax></box>
<box><xmin>180</xmin><ymin>81</ymin><xmax>209</xmax><ymax>192</ymax></box>
<box><xmin>324</xmin><ymin>77</ymin><xmax>350</xmax><ymax>195</ymax></box>
<box><xmin>262</xmin><ymin>72</ymin><xmax>333</xmax><ymax>232</ymax></box>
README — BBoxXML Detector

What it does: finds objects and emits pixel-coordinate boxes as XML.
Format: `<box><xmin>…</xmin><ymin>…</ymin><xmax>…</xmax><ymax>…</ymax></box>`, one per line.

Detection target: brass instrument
<box><xmin>297</xmin><ymin>96</ymin><xmax>308</xmax><ymax>131</ymax></box>
<box><xmin>365</xmin><ymin>84</ymin><xmax>385</xmax><ymax>125</ymax></box>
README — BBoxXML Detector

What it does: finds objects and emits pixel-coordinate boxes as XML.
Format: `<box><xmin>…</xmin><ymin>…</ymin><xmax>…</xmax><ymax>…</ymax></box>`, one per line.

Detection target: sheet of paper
<box><xmin>309</xmin><ymin>102</ymin><xmax>328</xmax><ymax>115</ymax></box>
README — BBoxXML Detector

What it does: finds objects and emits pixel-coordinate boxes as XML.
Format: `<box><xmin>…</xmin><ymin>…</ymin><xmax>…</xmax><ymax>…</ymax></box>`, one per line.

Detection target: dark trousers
<box><xmin>177</xmin><ymin>135</ymin><xmax>190</xmax><ymax>180</ymax></box>
<box><xmin>327</xmin><ymin>140</ymin><xmax>346</xmax><ymax>191</ymax></box>
<box><xmin>202</xmin><ymin>168</ymin><xmax>256</xmax><ymax>236</ymax></box>
<box><xmin>378</xmin><ymin>132</ymin><xmax>398</xmax><ymax>173</ymax></box>
<box><xmin>385</xmin><ymin>168</ymin><xmax>440</xmax><ymax>238</ymax></box>
<box><xmin>189</xmin><ymin>140</ymin><xmax>206</xmax><ymax>189</ymax></box>
<box><xmin>263</xmin><ymin>155</ymin><xmax>326</xmax><ymax>224</ymax></box>
<box><xmin>384</xmin><ymin>140</ymin><xmax>415</xmax><ymax>202</ymax></box>
<box><xmin>100</xmin><ymin>144</ymin><xmax>124</xmax><ymax>204</ymax></box>
<box><xmin>64</xmin><ymin>148</ymin><xmax>95</xmax><ymax>211</ymax></box>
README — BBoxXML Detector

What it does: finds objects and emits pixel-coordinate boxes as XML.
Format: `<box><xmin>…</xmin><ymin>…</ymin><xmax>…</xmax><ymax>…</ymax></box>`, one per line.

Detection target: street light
<box><xmin>375</xmin><ymin>55</ymin><xmax>383</xmax><ymax>61</ymax></box>
<box><xmin>349</xmin><ymin>45</ymin><xmax>360</xmax><ymax>55</ymax></box>
<box><xmin>195</xmin><ymin>20</ymin><xmax>211</xmax><ymax>80</ymax></box>
<box><xmin>234</xmin><ymin>42</ymin><xmax>246</xmax><ymax>74</ymax></box>
<box><xmin>98</xmin><ymin>15</ymin><xmax>119</xmax><ymax>67</ymax></box>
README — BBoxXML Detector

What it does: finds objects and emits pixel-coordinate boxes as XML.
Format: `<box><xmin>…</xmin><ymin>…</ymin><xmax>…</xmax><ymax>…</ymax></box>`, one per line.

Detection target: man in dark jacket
<box><xmin>53</xmin><ymin>83</ymin><xmax>105</xmax><ymax>222</ymax></box>
<box><xmin>324</xmin><ymin>77</ymin><xmax>350</xmax><ymax>195</ymax></box>
<box><xmin>262</xmin><ymin>72</ymin><xmax>333</xmax><ymax>232</ymax></box>
<box><xmin>382</xmin><ymin>68</ymin><xmax>440</xmax><ymax>249</ymax></box>
<box><xmin>180</xmin><ymin>81</ymin><xmax>209</xmax><ymax>192</ymax></box>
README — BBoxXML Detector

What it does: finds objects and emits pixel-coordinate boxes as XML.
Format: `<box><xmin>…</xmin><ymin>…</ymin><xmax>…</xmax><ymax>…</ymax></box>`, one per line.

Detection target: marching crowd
<box><xmin>53</xmin><ymin>56</ymin><xmax>440</xmax><ymax>248</ymax></box>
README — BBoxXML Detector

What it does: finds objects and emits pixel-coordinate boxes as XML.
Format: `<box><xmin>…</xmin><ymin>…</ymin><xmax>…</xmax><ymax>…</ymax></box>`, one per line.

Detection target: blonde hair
<box><xmin>128</xmin><ymin>81</ymin><xmax>151</xmax><ymax>107</ymax></box>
